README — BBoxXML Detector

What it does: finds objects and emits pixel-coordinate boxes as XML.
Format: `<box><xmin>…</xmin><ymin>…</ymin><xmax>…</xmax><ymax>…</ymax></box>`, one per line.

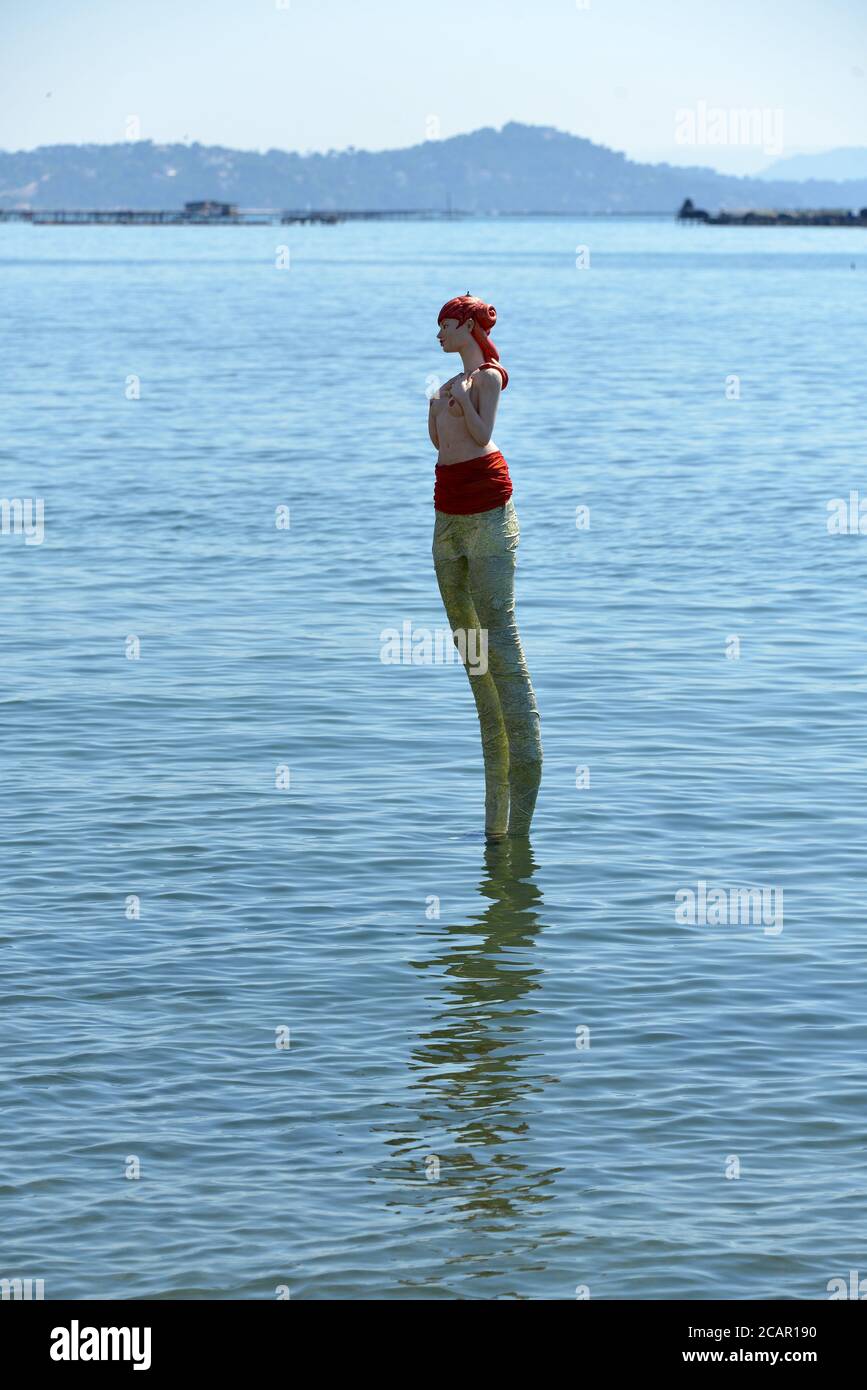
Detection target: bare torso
<box><xmin>431</xmin><ymin>369</ymin><xmax>499</xmax><ymax>465</ymax></box>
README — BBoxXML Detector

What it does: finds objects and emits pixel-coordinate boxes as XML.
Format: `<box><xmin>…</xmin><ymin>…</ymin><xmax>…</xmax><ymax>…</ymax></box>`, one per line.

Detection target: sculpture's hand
<box><xmin>447</xmin><ymin>377</ymin><xmax>471</xmax><ymax>412</ymax></box>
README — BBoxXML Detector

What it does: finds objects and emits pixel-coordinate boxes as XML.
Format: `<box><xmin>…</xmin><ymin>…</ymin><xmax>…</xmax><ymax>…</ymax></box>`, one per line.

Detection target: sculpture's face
<box><xmin>437</xmin><ymin>316</ymin><xmax>473</xmax><ymax>352</ymax></box>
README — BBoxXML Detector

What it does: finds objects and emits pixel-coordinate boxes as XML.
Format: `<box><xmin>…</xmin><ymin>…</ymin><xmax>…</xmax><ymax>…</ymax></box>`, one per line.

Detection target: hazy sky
<box><xmin>1</xmin><ymin>0</ymin><xmax>865</xmax><ymax>173</ymax></box>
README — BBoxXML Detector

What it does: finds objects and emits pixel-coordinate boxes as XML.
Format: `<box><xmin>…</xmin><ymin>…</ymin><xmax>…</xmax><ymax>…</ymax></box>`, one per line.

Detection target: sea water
<box><xmin>2</xmin><ymin>215</ymin><xmax>866</xmax><ymax>1298</ymax></box>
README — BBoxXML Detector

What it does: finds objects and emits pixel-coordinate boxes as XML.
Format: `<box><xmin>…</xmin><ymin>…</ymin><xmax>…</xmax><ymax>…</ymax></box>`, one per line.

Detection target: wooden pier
<box><xmin>0</xmin><ymin>200</ymin><xmax>446</xmax><ymax>227</ymax></box>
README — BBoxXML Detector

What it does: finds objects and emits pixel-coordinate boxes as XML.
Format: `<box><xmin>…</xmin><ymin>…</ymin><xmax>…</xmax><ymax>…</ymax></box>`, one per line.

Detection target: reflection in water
<box><xmin>386</xmin><ymin>838</ymin><xmax>562</xmax><ymax>1236</ymax></box>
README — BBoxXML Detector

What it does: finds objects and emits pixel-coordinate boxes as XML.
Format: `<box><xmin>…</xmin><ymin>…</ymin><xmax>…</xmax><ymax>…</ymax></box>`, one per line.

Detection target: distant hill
<box><xmin>760</xmin><ymin>148</ymin><xmax>867</xmax><ymax>182</ymax></box>
<box><xmin>3</xmin><ymin>123</ymin><xmax>867</xmax><ymax>214</ymax></box>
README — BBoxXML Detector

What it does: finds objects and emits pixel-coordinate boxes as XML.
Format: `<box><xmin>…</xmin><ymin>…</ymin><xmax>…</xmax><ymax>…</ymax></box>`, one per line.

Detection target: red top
<box><xmin>434</xmin><ymin>449</ymin><xmax>513</xmax><ymax>515</ymax></box>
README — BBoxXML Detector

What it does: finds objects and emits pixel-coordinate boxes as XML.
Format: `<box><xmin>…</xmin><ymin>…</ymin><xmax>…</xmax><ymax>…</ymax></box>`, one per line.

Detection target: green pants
<box><xmin>432</xmin><ymin>499</ymin><xmax>543</xmax><ymax>838</ymax></box>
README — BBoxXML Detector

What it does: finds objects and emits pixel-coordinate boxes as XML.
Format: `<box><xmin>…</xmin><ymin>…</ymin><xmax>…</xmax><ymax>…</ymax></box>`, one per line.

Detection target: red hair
<box><xmin>437</xmin><ymin>294</ymin><xmax>508</xmax><ymax>390</ymax></box>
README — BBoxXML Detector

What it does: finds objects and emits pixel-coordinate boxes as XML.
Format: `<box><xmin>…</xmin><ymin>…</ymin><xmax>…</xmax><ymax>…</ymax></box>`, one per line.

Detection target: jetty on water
<box><xmin>0</xmin><ymin>200</ymin><xmax>443</xmax><ymax>226</ymax></box>
<box><xmin>677</xmin><ymin>197</ymin><xmax>867</xmax><ymax>227</ymax></box>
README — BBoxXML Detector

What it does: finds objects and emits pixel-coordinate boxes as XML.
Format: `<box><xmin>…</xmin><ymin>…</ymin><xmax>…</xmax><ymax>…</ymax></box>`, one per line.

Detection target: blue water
<box><xmin>2</xmin><ymin>216</ymin><xmax>867</xmax><ymax>1300</ymax></box>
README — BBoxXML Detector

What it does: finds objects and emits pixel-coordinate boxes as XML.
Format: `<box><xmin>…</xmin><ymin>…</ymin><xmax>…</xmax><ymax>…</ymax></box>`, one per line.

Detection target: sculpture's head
<box><xmin>436</xmin><ymin>294</ymin><xmax>508</xmax><ymax>388</ymax></box>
